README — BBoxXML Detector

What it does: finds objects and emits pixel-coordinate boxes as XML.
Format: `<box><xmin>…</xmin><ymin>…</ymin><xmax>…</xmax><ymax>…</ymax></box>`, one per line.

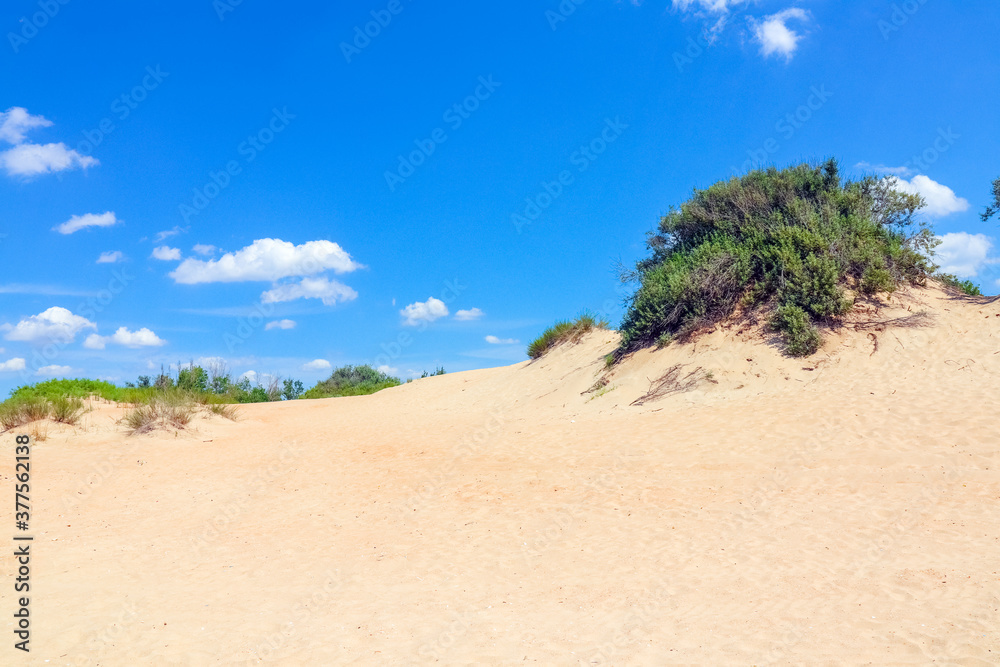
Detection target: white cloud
<box><xmin>302</xmin><ymin>359</ymin><xmax>332</xmax><ymax>371</ymax></box>
<box><xmin>1</xmin><ymin>142</ymin><xmax>98</xmax><ymax>177</ymax></box>
<box><xmin>400</xmin><ymin>297</ymin><xmax>449</xmax><ymax>326</ymax></box>
<box><xmin>854</xmin><ymin>162</ymin><xmax>913</xmax><ymax>177</ymax></box>
<box><xmin>260</xmin><ymin>277</ymin><xmax>358</xmax><ymax>306</ymax></box>
<box><xmin>151</xmin><ymin>246</ymin><xmax>182</xmax><ymax>261</ymax></box>
<box><xmin>377</xmin><ymin>364</ymin><xmax>398</xmax><ymax>376</ymax></box>
<box><xmin>671</xmin><ymin>0</ymin><xmax>742</xmax><ymax>13</ymax></box>
<box><xmin>265</xmin><ymin>319</ymin><xmax>297</xmax><ymax>331</ymax></box>
<box><xmin>239</xmin><ymin>370</ymin><xmax>278</xmax><ymax>386</ymax></box>
<box><xmin>83</xmin><ymin>327</ymin><xmax>167</xmax><ymax>350</ymax></box>
<box><xmin>0</xmin><ymin>357</ymin><xmax>26</xmax><ymax>372</ymax></box>
<box><xmin>155</xmin><ymin>226</ymin><xmax>186</xmax><ymax>242</ymax></box>
<box><xmin>54</xmin><ymin>211</ymin><xmax>119</xmax><ymax>235</ymax></box>
<box><xmin>169</xmin><ymin>238</ymin><xmax>362</xmax><ymax>284</ymax></box>
<box><xmin>0</xmin><ymin>107</ymin><xmax>99</xmax><ymax>177</ymax></box>
<box><xmin>751</xmin><ymin>8</ymin><xmax>809</xmax><ymax>60</ymax></box>
<box><xmin>0</xmin><ymin>107</ymin><xmax>52</xmax><ymax>144</ymax></box>
<box><xmin>192</xmin><ymin>243</ymin><xmax>216</xmax><ymax>255</ymax></box>
<box><xmin>2</xmin><ymin>307</ymin><xmax>96</xmax><ymax>343</ymax></box>
<box><xmin>37</xmin><ymin>364</ymin><xmax>73</xmax><ymax>377</ymax></box>
<box><xmin>454</xmin><ymin>307</ymin><xmax>484</xmax><ymax>321</ymax></box>
<box><xmin>935</xmin><ymin>233</ymin><xmax>997</xmax><ymax>278</ymax></box>
<box><xmin>485</xmin><ymin>335</ymin><xmax>519</xmax><ymax>345</ymax></box>
<box><xmin>96</xmin><ymin>251</ymin><xmax>124</xmax><ymax>264</ymax></box>
<box><xmin>893</xmin><ymin>175</ymin><xmax>970</xmax><ymax>217</ymax></box>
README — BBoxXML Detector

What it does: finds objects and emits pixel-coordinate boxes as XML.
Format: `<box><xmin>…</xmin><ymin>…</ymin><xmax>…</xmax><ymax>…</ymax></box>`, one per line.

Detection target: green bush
<box><xmin>50</xmin><ymin>396</ymin><xmax>85</xmax><ymax>425</ymax></box>
<box><xmin>619</xmin><ymin>160</ymin><xmax>937</xmax><ymax>356</ymax></box>
<box><xmin>527</xmin><ymin>313</ymin><xmax>609</xmax><ymax>360</ymax></box>
<box><xmin>302</xmin><ymin>365</ymin><xmax>401</xmax><ymax>400</ymax></box>
<box><xmin>770</xmin><ymin>304</ymin><xmax>822</xmax><ymax>357</ymax></box>
<box><xmin>936</xmin><ymin>273</ymin><xmax>982</xmax><ymax>296</ymax></box>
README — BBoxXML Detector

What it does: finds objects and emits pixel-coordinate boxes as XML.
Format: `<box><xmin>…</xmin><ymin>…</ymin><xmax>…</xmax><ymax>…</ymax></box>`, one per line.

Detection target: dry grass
<box><xmin>209</xmin><ymin>403</ymin><xmax>241</xmax><ymax>421</ymax></box>
<box><xmin>28</xmin><ymin>422</ymin><xmax>48</xmax><ymax>442</ymax></box>
<box><xmin>122</xmin><ymin>398</ymin><xmax>197</xmax><ymax>435</ymax></box>
<box><xmin>630</xmin><ymin>364</ymin><xmax>711</xmax><ymax>406</ymax></box>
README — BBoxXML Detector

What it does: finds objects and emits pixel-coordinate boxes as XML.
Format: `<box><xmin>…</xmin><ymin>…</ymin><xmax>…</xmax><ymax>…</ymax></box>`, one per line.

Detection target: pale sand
<box><xmin>3</xmin><ymin>284</ymin><xmax>999</xmax><ymax>665</ymax></box>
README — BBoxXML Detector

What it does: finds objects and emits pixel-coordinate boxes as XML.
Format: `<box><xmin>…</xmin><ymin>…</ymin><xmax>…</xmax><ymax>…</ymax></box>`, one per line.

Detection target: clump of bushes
<box><xmin>527</xmin><ymin>313</ymin><xmax>610</xmax><ymax>360</ymax></box>
<box><xmin>302</xmin><ymin>365</ymin><xmax>401</xmax><ymax>399</ymax></box>
<box><xmin>936</xmin><ymin>273</ymin><xmax>982</xmax><ymax>296</ymax></box>
<box><xmin>618</xmin><ymin>159</ymin><xmax>939</xmax><ymax>357</ymax></box>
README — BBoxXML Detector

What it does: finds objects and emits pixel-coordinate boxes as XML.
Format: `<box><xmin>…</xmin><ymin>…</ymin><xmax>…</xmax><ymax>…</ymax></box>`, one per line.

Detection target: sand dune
<box><xmin>3</xmin><ymin>284</ymin><xmax>999</xmax><ymax>665</ymax></box>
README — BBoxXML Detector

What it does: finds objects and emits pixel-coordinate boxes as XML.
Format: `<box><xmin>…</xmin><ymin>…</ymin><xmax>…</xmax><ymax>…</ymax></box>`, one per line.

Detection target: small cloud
<box><xmin>854</xmin><ymin>162</ymin><xmax>913</xmax><ymax>177</ymax></box>
<box><xmin>454</xmin><ymin>308</ymin><xmax>484</xmax><ymax>321</ymax></box>
<box><xmin>0</xmin><ymin>357</ymin><xmax>26</xmax><ymax>372</ymax></box>
<box><xmin>192</xmin><ymin>243</ymin><xmax>216</xmax><ymax>256</ymax></box>
<box><xmin>155</xmin><ymin>226</ymin><xmax>186</xmax><ymax>242</ymax></box>
<box><xmin>377</xmin><ymin>364</ymin><xmax>398</xmax><ymax>376</ymax></box>
<box><xmin>0</xmin><ymin>107</ymin><xmax>52</xmax><ymax>144</ymax></box>
<box><xmin>672</xmin><ymin>0</ymin><xmax>743</xmax><ymax>13</ymax></box>
<box><xmin>750</xmin><ymin>8</ymin><xmax>809</xmax><ymax>60</ymax></box>
<box><xmin>935</xmin><ymin>232</ymin><xmax>997</xmax><ymax>278</ymax></box>
<box><xmin>37</xmin><ymin>364</ymin><xmax>73</xmax><ymax>377</ymax></box>
<box><xmin>83</xmin><ymin>327</ymin><xmax>167</xmax><ymax>350</ymax></box>
<box><xmin>261</xmin><ymin>277</ymin><xmax>358</xmax><ymax>306</ymax></box>
<box><xmin>97</xmin><ymin>251</ymin><xmax>124</xmax><ymax>264</ymax></box>
<box><xmin>2</xmin><ymin>307</ymin><xmax>96</xmax><ymax>343</ymax></box>
<box><xmin>1</xmin><ymin>142</ymin><xmax>98</xmax><ymax>177</ymax></box>
<box><xmin>485</xmin><ymin>335</ymin><xmax>519</xmax><ymax>345</ymax></box>
<box><xmin>401</xmin><ymin>297</ymin><xmax>449</xmax><ymax>326</ymax></box>
<box><xmin>54</xmin><ymin>211</ymin><xmax>119</xmax><ymax>235</ymax></box>
<box><xmin>265</xmin><ymin>319</ymin><xmax>297</xmax><ymax>331</ymax></box>
<box><xmin>893</xmin><ymin>175</ymin><xmax>970</xmax><ymax>217</ymax></box>
<box><xmin>152</xmin><ymin>246</ymin><xmax>182</xmax><ymax>261</ymax></box>
<box><xmin>301</xmin><ymin>359</ymin><xmax>331</xmax><ymax>371</ymax></box>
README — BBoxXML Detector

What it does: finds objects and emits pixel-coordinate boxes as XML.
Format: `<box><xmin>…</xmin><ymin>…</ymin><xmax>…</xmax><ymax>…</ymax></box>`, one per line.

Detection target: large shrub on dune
<box><xmin>618</xmin><ymin>159</ymin><xmax>938</xmax><ymax>356</ymax></box>
<box><xmin>301</xmin><ymin>364</ymin><xmax>401</xmax><ymax>399</ymax></box>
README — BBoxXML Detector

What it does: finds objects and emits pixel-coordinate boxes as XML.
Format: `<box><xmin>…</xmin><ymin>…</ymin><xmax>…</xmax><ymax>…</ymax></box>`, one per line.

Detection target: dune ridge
<box><xmin>3</xmin><ymin>283</ymin><xmax>999</xmax><ymax>665</ymax></box>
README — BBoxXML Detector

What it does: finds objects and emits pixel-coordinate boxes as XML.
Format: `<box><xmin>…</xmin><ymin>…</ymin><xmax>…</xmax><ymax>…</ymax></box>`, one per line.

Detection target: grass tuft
<box><xmin>209</xmin><ymin>403</ymin><xmax>241</xmax><ymax>420</ymax></box>
<box><xmin>50</xmin><ymin>396</ymin><xmax>86</xmax><ymax>425</ymax></box>
<box><xmin>527</xmin><ymin>313</ymin><xmax>610</xmax><ymax>360</ymax></box>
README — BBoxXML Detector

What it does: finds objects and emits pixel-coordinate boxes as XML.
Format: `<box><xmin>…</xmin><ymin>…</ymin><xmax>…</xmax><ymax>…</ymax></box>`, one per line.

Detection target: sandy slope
<box><xmin>2</xmin><ymin>284</ymin><xmax>999</xmax><ymax>665</ymax></box>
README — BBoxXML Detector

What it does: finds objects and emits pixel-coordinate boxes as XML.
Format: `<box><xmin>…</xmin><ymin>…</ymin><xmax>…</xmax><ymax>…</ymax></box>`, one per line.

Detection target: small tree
<box><xmin>982</xmin><ymin>176</ymin><xmax>1000</xmax><ymax>222</ymax></box>
<box><xmin>177</xmin><ymin>365</ymin><xmax>208</xmax><ymax>393</ymax></box>
<box><xmin>281</xmin><ymin>379</ymin><xmax>304</xmax><ymax>401</ymax></box>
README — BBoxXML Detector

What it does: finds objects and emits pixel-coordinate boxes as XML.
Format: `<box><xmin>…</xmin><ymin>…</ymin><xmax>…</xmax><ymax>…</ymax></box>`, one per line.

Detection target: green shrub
<box><xmin>0</xmin><ymin>401</ymin><xmax>27</xmax><ymax>432</ymax></box>
<box><xmin>302</xmin><ymin>365</ymin><xmax>401</xmax><ymax>400</ymax></box>
<box><xmin>619</xmin><ymin>160</ymin><xmax>937</xmax><ymax>356</ymax></box>
<box><xmin>51</xmin><ymin>396</ymin><xmax>85</xmax><ymax>425</ymax></box>
<box><xmin>20</xmin><ymin>397</ymin><xmax>50</xmax><ymax>422</ymax></box>
<box><xmin>936</xmin><ymin>273</ymin><xmax>982</xmax><ymax>296</ymax></box>
<box><xmin>861</xmin><ymin>265</ymin><xmax>894</xmax><ymax>295</ymax></box>
<box><xmin>770</xmin><ymin>304</ymin><xmax>822</xmax><ymax>357</ymax></box>
<box><xmin>527</xmin><ymin>313</ymin><xmax>609</xmax><ymax>360</ymax></box>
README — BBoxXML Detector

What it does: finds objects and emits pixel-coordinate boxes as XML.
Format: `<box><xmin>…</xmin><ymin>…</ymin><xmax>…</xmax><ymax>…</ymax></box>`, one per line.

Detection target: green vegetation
<box><xmin>301</xmin><ymin>364</ymin><xmax>401</xmax><ymax>400</ymax></box>
<box><xmin>618</xmin><ymin>160</ymin><xmax>939</xmax><ymax>357</ymax></box>
<box><xmin>527</xmin><ymin>313</ymin><xmax>610</xmax><ymax>360</ymax></box>
<box><xmin>936</xmin><ymin>273</ymin><xmax>982</xmax><ymax>297</ymax></box>
<box><xmin>982</xmin><ymin>175</ymin><xmax>999</xmax><ymax>222</ymax></box>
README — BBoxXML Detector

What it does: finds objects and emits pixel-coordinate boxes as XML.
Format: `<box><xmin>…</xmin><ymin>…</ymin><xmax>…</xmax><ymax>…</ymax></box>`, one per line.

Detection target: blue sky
<box><xmin>1</xmin><ymin>0</ymin><xmax>998</xmax><ymax>395</ymax></box>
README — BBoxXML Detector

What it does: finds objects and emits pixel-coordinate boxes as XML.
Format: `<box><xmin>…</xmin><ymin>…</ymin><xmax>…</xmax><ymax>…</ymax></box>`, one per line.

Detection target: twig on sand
<box><xmin>631</xmin><ymin>364</ymin><xmax>708</xmax><ymax>406</ymax></box>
